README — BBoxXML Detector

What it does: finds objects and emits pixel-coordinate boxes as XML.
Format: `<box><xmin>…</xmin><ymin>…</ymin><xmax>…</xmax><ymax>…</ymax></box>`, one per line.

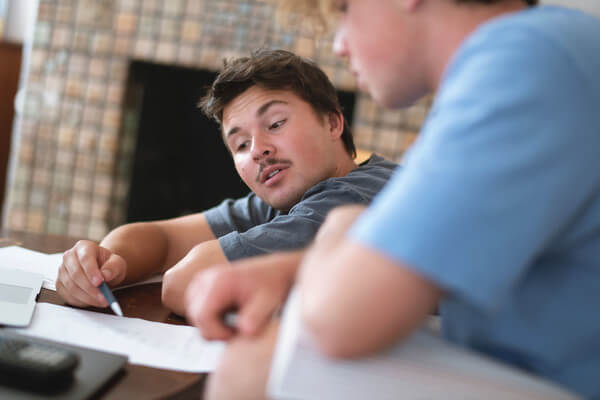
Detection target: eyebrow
<box><xmin>225</xmin><ymin>99</ymin><xmax>289</xmax><ymax>138</ymax></box>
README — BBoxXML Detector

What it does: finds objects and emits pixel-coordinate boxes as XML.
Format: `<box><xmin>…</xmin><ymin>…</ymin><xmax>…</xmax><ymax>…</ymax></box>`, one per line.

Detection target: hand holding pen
<box><xmin>57</xmin><ymin>240</ymin><xmax>127</xmax><ymax>314</ymax></box>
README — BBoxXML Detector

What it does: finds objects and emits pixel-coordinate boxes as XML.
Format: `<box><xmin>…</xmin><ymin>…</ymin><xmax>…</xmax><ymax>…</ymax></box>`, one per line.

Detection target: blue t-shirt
<box><xmin>350</xmin><ymin>7</ymin><xmax>600</xmax><ymax>398</ymax></box>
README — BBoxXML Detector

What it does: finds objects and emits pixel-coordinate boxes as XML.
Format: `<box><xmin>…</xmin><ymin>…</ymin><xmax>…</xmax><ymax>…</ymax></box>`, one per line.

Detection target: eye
<box><xmin>236</xmin><ymin>141</ymin><xmax>250</xmax><ymax>152</ymax></box>
<box><xmin>269</xmin><ymin>119</ymin><xmax>287</xmax><ymax>130</ymax></box>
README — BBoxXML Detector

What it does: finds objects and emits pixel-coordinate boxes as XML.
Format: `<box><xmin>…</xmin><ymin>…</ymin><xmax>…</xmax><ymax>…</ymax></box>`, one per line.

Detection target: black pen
<box><xmin>98</xmin><ymin>281</ymin><xmax>123</xmax><ymax>317</ymax></box>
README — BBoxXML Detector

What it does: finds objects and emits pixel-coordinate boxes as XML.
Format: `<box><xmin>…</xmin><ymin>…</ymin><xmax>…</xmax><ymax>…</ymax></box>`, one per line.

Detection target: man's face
<box><xmin>331</xmin><ymin>0</ymin><xmax>428</xmax><ymax>108</ymax></box>
<box><xmin>222</xmin><ymin>86</ymin><xmax>340</xmax><ymax>211</ymax></box>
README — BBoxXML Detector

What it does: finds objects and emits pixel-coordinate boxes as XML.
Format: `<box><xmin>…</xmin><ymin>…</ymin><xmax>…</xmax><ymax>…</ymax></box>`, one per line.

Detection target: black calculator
<box><xmin>0</xmin><ymin>332</ymin><xmax>80</xmax><ymax>391</ymax></box>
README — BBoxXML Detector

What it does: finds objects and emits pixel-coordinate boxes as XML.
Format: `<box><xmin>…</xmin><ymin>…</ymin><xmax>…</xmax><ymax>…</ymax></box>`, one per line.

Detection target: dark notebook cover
<box><xmin>0</xmin><ymin>331</ymin><xmax>127</xmax><ymax>399</ymax></box>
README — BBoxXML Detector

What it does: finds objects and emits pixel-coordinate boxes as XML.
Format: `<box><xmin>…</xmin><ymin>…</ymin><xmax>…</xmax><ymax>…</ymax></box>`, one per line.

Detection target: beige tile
<box><xmin>181</xmin><ymin>21</ymin><xmax>202</xmax><ymax>42</ymax></box>
<box><xmin>115</xmin><ymin>13</ymin><xmax>137</xmax><ymax>35</ymax></box>
<box><xmin>26</xmin><ymin>211</ymin><xmax>46</xmax><ymax>233</ymax></box>
<box><xmin>113</xmin><ymin>36</ymin><xmax>132</xmax><ymax>55</ymax></box>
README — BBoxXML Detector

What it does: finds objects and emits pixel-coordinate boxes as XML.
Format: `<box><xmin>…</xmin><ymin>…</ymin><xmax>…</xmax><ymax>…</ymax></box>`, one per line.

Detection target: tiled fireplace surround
<box><xmin>5</xmin><ymin>0</ymin><xmax>430</xmax><ymax>240</ymax></box>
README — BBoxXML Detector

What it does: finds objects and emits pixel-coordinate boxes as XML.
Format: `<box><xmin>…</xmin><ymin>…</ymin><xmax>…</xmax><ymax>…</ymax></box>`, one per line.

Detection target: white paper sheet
<box><xmin>0</xmin><ymin>246</ymin><xmax>63</xmax><ymax>290</ymax></box>
<box><xmin>0</xmin><ymin>245</ymin><xmax>164</xmax><ymax>291</ymax></box>
<box><xmin>268</xmin><ymin>291</ymin><xmax>582</xmax><ymax>400</ymax></box>
<box><xmin>10</xmin><ymin>303</ymin><xmax>225</xmax><ymax>372</ymax></box>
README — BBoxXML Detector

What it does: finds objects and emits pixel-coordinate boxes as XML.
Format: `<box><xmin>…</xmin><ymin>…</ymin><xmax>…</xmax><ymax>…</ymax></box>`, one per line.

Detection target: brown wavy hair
<box><xmin>199</xmin><ymin>49</ymin><xmax>356</xmax><ymax>158</ymax></box>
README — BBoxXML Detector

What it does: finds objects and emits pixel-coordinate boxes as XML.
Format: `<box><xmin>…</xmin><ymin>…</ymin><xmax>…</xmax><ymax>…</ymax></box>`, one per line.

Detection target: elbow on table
<box><xmin>301</xmin><ymin>302</ymin><xmax>368</xmax><ymax>360</ymax></box>
<box><xmin>161</xmin><ymin>267</ymin><xmax>184</xmax><ymax>315</ymax></box>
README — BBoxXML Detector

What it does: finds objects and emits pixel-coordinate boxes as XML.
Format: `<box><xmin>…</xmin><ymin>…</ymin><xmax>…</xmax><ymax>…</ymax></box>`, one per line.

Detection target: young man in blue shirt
<box><xmin>185</xmin><ymin>0</ymin><xmax>600</xmax><ymax>399</ymax></box>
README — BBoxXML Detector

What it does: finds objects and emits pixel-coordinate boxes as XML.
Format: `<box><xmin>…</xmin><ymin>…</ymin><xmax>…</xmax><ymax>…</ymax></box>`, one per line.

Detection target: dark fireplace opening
<box><xmin>124</xmin><ymin>60</ymin><xmax>356</xmax><ymax>223</ymax></box>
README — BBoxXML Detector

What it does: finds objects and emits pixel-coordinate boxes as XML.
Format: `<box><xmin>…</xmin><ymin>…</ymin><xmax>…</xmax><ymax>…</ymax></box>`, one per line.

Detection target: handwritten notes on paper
<box><xmin>11</xmin><ymin>303</ymin><xmax>225</xmax><ymax>372</ymax></box>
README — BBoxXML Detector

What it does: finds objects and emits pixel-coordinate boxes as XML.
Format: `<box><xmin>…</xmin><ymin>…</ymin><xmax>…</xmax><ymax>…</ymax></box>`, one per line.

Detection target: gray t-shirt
<box><xmin>204</xmin><ymin>154</ymin><xmax>398</xmax><ymax>260</ymax></box>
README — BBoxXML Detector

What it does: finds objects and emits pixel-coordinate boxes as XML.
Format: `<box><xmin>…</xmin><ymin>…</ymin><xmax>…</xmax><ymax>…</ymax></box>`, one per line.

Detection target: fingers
<box><xmin>55</xmin><ymin>274</ymin><xmax>97</xmax><ymax>308</ymax></box>
<box><xmin>185</xmin><ymin>267</ymin><xmax>237</xmax><ymax>341</ymax></box>
<box><xmin>237</xmin><ymin>293</ymin><xmax>278</xmax><ymax>336</ymax></box>
<box><xmin>56</xmin><ymin>240</ymin><xmax>127</xmax><ymax>308</ymax></box>
<box><xmin>74</xmin><ymin>240</ymin><xmax>105</xmax><ymax>287</ymax></box>
<box><xmin>57</xmin><ymin>241</ymin><xmax>106</xmax><ymax>307</ymax></box>
<box><xmin>99</xmin><ymin>251</ymin><xmax>127</xmax><ymax>286</ymax></box>
<box><xmin>185</xmin><ymin>258</ymin><xmax>292</xmax><ymax>341</ymax></box>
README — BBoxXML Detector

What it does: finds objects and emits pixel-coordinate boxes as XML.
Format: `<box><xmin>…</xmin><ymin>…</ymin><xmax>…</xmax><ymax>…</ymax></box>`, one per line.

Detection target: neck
<box><xmin>422</xmin><ymin>0</ymin><xmax>529</xmax><ymax>91</ymax></box>
<box><xmin>334</xmin><ymin>148</ymin><xmax>359</xmax><ymax>178</ymax></box>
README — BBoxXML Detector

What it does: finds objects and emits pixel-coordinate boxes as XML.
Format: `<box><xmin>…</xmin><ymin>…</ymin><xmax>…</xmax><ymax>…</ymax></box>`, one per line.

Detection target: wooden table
<box><xmin>0</xmin><ymin>230</ymin><xmax>207</xmax><ymax>399</ymax></box>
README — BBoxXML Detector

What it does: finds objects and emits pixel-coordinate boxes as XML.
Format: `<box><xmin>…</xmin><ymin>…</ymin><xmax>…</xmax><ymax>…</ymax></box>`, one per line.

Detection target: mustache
<box><xmin>256</xmin><ymin>158</ymin><xmax>293</xmax><ymax>182</ymax></box>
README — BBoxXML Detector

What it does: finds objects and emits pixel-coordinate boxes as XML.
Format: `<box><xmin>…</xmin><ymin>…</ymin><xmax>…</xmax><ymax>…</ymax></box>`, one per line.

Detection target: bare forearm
<box><xmin>101</xmin><ymin>213</ymin><xmax>217</xmax><ymax>285</ymax></box>
<box><xmin>300</xmin><ymin>241</ymin><xmax>441</xmax><ymax>359</ymax></box>
<box><xmin>298</xmin><ymin>205</ymin><xmax>441</xmax><ymax>358</ymax></box>
<box><xmin>100</xmin><ymin>222</ymin><xmax>170</xmax><ymax>284</ymax></box>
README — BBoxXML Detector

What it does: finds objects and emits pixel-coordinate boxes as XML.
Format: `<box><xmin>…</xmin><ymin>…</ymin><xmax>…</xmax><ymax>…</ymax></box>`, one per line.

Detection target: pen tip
<box><xmin>112</xmin><ymin>303</ymin><xmax>124</xmax><ymax>317</ymax></box>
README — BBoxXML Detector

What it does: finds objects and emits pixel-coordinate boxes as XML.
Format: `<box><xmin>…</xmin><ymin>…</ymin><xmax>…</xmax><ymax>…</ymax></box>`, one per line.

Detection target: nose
<box><xmin>251</xmin><ymin>134</ymin><xmax>275</xmax><ymax>161</ymax></box>
<box><xmin>333</xmin><ymin>26</ymin><xmax>348</xmax><ymax>58</ymax></box>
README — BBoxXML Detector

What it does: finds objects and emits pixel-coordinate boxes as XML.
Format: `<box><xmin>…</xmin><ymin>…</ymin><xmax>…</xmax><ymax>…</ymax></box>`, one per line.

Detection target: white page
<box><xmin>0</xmin><ymin>245</ymin><xmax>163</xmax><ymax>291</ymax></box>
<box><xmin>9</xmin><ymin>303</ymin><xmax>225</xmax><ymax>372</ymax></box>
<box><xmin>268</xmin><ymin>291</ymin><xmax>582</xmax><ymax>400</ymax></box>
<box><xmin>0</xmin><ymin>246</ymin><xmax>63</xmax><ymax>290</ymax></box>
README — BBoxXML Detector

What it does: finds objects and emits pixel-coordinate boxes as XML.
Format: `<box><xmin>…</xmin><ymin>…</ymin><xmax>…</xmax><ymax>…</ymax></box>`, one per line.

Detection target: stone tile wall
<box><xmin>5</xmin><ymin>0</ymin><xmax>430</xmax><ymax>239</ymax></box>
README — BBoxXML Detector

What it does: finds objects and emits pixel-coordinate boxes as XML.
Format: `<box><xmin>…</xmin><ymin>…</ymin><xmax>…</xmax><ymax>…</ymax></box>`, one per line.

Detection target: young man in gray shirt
<box><xmin>56</xmin><ymin>49</ymin><xmax>397</xmax><ymax>315</ymax></box>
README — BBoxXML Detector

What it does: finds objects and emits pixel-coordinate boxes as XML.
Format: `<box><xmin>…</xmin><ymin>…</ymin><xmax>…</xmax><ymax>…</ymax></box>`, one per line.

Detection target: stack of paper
<box><xmin>0</xmin><ymin>245</ymin><xmax>162</xmax><ymax>291</ymax></box>
<box><xmin>0</xmin><ymin>246</ymin><xmax>63</xmax><ymax>290</ymax></box>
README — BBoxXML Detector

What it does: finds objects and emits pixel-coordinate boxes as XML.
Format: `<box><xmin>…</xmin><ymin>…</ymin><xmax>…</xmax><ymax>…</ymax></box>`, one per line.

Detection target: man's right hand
<box><xmin>56</xmin><ymin>240</ymin><xmax>127</xmax><ymax>308</ymax></box>
<box><xmin>185</xmin><ymin>251</ymin><xmax>303</xmax><ymax>341</ymax></box>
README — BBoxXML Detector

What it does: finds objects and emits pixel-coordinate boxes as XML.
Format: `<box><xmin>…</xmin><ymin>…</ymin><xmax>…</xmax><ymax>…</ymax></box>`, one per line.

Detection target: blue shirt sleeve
<box><xmin>349</xmin><ymin>23</ymin><xmax>600</xmax><ymax>312</ymax></box>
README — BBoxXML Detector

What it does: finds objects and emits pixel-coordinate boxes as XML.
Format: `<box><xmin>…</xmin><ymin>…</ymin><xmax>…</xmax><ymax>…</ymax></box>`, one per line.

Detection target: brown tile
<box><xmin>65</xmin><ymin>78</ymin><xmax>83</xmax><ymax>98</ymax></box>
<box><xmin>26</xmin><ymin>211</ymin><xmax>46</xmax><ymax>233</ymax></box>
<box><xmin>102</xmin><ymin>107</ymin><xmax>121</xmax><ymax>130</ymax></box>
<box><xmin>181</xmin><ymin>21</ymin><xmax>202</xmax><ymax>42</ymax></box>
<box><xmin>85</xmin><ymin>81</ymin><xmax>106</xmax><ymax>104</ymax></box>
<box><xmin>113</xmin><ymin>36</ymin><xmax>132</xmax><ymax>55</ymax></box>
<box><xmin>115</xmin><ymin>13</ymin><xmax>137</xmax><ymax>35</ymax></box>
<box><xmin>57</xmin><ymin>126</ymin><xmax>76</xmax><ymax>147</ymax></box>
<box><xmin>107</xmin><ymin>83</ymin><xmax>124</xmax><ymax>105</ymax></box>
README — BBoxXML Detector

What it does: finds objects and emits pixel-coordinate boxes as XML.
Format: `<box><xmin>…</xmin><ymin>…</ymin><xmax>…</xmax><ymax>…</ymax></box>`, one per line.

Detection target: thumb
<box><xmin>96</xmin><ymin>246</ymin><xmax>112</xmax><ymax>266</ymax></box>
<box><xmin>100</xmin><ymin>253</ymin><xmax>127</xmax><ymax>286</ymax></box>
<box><xmin>238</xmin><ymin>294</ymin><xmax>276</xmax><ymax>336</ymax></box>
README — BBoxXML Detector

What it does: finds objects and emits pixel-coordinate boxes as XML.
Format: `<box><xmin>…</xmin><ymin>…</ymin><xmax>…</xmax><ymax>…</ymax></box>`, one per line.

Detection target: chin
<box><xmin>382</xmin><ymin>84</ymin><xmax>427</xmax><ymax>109</ymax></box>
<box><xmin>267</xmin><ymin>193</ymin><xmax>304</xmax><ymax>212</ymax></box>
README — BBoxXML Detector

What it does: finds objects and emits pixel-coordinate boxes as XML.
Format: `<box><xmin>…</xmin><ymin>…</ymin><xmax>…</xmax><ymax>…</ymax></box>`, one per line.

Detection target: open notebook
<box><xmin>268</xmin><ymin>291</ymin><xmax>582</xmax><ymax>400</ymax></box>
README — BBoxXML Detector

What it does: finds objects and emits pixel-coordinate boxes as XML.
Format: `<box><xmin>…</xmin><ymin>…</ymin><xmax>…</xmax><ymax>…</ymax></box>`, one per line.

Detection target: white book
<box><xmin>268</xmin><ymin>291</ymin><xmax>582</xmax><ymax>400</ymax></box>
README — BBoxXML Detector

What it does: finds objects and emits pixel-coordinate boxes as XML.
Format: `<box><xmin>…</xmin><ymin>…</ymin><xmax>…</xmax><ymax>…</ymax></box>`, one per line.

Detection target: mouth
<box><xmin>258</xmin><ymin>163</ymin><xmax>291</xmax><ymax>184</ymax></box>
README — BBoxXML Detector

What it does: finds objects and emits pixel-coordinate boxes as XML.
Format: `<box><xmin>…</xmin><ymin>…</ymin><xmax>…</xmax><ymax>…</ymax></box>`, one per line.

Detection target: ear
<box><xmin>327</xmin><ymin>111</ymin><xmax>344</xmax><ymax>141</ymax></box>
